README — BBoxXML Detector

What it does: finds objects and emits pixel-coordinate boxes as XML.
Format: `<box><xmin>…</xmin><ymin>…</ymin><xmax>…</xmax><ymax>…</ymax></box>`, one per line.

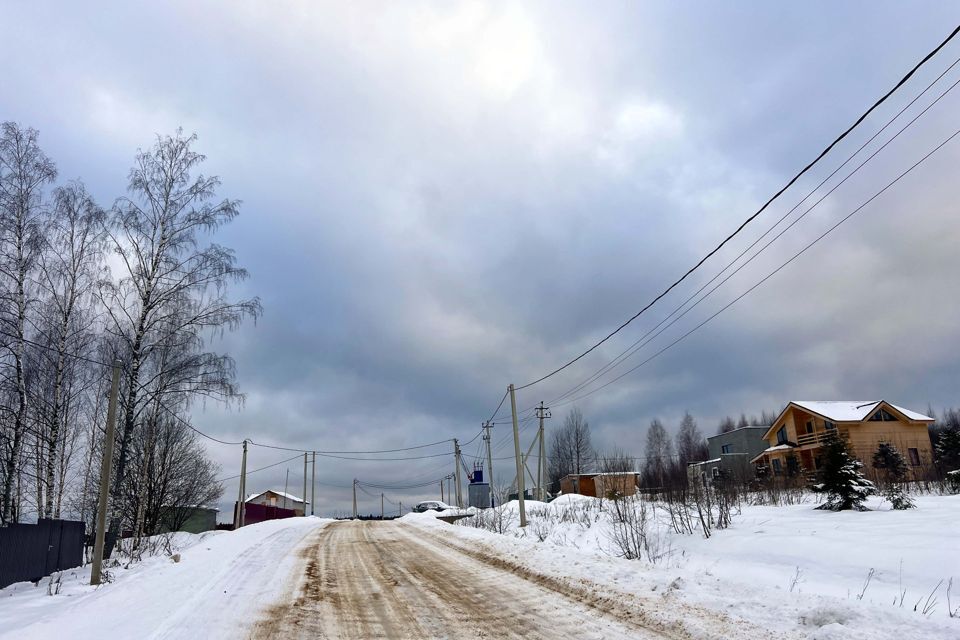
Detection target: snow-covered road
<box><xmin>251</xmin><ymin>520</ymin><xmax>647</xmax><ymax>638</ymax></box>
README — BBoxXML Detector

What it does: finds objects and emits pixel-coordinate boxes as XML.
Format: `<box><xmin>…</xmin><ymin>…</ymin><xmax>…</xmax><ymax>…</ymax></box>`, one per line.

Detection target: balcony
<box><xmin>795</xmin><ymin>429</ymin><xmax>847</xmax><ymax>447</ymax></box>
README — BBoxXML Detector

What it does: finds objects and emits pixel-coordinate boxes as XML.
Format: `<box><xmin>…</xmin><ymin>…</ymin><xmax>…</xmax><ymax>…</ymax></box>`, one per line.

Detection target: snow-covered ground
<box><xmin>0</xmin><ymin>517</ymin><xmax>329</xmax><ymax>640</ymax></box>
<box><xmin>406</xmin><ymin>493</ymin><xmax>960</xmax><ymax>639</ymax></box>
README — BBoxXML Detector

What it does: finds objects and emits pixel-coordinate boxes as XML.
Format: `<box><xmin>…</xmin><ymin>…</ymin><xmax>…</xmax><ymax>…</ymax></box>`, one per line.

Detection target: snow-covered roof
<box><xmin>750</xmin><ymin>444</ymin><xmax>795</xmax><ymax>463</ymax></box>
<box><xmin>245</xmin><ymin>490</ymin><xmax>309</xmax><ymax>504</ymax></box>
<box><xmin>791</xmin><ymin>401</ymin><xmax>933</xmax><ymax>423</ymax></box>
<box><xmin>688</xmin><ymin>458</ymin><xmax>722</xmax><ymax>467</ymax></box>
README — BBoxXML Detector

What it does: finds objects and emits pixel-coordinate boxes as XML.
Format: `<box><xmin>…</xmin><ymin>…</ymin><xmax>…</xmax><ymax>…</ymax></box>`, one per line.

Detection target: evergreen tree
<box><xmin>872</xmin><ymin>442</ymin><xmax>914</xmax><ymax>510</ymax></box>
<box><xmin>812</xmin><ymin>433</ymin><xmax>874</xmax><ymax>511</ymax></box>
<box><xmin>935</xmin><ymin>428</ymin><xmax>960</xmax><ymax>473</ymax></box>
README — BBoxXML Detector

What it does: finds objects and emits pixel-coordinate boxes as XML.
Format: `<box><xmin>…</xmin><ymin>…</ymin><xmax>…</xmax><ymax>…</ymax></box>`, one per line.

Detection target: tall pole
<box><xmin>303</xmin><ymin>452</ymin><xmax>308</xmax><ymax>516</ymax></box>
<box><xmin>91</xmin><ymin>360</ymin><xmax>121</xmax><ymax>586</ymax></box>
<box><xmin>509</xmin><ymin>384</ymin><xmax>527</xmax><ymax>527</ymax></box>
<box><xmin>398</xmin><ymin>501</ymin><xmax>402</xmax><ymax>516</ymax></box>
<box><xmin>240</xmin><ymin>439</ymin><xmax>247</xmax><ymax>527</ymax></box>
<box><xmin>352</xmin><ymin>479</ymin><xmax>357</xmax><ymax>519</ymax></box>
<box><xmin>311</xmin><ymin>452</ymin><xmax>316</xmax><ymax>516</ymax></box>
<box><xmin>535</xmin><ymin>402</ymin><xmax>550</xmax><ymax>501</ymax></box>
<box><xmin>453</xmin><ymin>439</ymin><xmax>463</xmax><ymax>508</ymax></box>
<box><xmin>483</xmin><ymin>421</ymin><xmax>494</xmax><ymax>507</ymax></box>
<box><xmin>381</xmin><ymin>493</ymin><xmax>384</xmax><ymax>520</ymax></box>
<box><xmin>440</xmin><ymin>478</ymin><xmax>444</xmax><ymax>502</ymax></box>
<box><xmin>283</xmin><ymin>469</ymin><xmax>289</xmax><ymax>510</ymax></box>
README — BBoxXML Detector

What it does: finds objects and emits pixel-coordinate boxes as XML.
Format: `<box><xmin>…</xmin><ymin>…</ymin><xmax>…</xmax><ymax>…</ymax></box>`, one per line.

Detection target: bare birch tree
<box><xmin>100</xmin><ymin>131</ymin><xmax>260</xmax><ymax>534</ymax></box>
<box><xmin>0</xmin><ymin>122</ymin><xmax>57</xmax><ymax>523</ymax></box>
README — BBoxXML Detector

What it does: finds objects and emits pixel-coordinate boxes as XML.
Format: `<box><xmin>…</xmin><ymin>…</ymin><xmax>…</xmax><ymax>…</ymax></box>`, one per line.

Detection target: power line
<box><xmin>551</xmin><ymin>124</ymin><xmax>960</xmax><ymax>408</ymax></box>
<box><xmin>216</xmin><ymin>453</ymin><xmax>302</xmax><ymax>483</ymax></box>
<box><xmin>543</xmin><ymin>56</ymin><xmax>960</xmax><ymax>408</ymax></box>
<box><xmin>514</xmin><ymin>24</ymin><xmax>960</xmax><ymax>392</ymax></box>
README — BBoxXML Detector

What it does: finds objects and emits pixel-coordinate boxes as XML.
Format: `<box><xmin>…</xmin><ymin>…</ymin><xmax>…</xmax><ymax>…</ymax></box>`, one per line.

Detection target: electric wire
<box><xmin>513</xmin><ymin>24</ymin><xmax>960</xmax><ymax>392</ymax></box>
<box><xmin>551</xmin><ymin>124</ymin><xmax>960</xmax><ymax>408</ymax></box>
<box><xmin>541</xmin><ymin>56</ymin><xmax>960</xmax><ymax>409</ymax></box>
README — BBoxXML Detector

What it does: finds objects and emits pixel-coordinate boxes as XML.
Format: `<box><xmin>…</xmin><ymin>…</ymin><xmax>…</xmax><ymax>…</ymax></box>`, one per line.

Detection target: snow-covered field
<box><xmin>0</xmin><ymin>517</ymin><xmax>329</xmax><ymax>640</ymax></box>
<box><xmin>407</xmin><ymin>493</ymin><xmax>960</xmax><ymax>639</ymax></box>
<box><xmin>2</xmin><ymin>496</ymin><xmax>957</xmax><ymax>639</ymax></box>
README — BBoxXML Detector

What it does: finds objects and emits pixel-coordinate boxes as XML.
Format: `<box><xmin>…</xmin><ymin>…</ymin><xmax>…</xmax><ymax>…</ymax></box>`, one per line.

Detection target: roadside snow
<box><xmin>0</xmin><ymin>517</ymin><xmax>329</xmax><ymax>640</ymax></box>
<box><xmin>404</xmin><ymin>494</ymin><xmax>960</xmax><ymax>640</ymax></box>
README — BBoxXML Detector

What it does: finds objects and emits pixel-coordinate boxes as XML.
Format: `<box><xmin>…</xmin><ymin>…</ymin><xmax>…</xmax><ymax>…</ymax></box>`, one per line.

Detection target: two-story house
<box><xmin>751</xmin><ymin>400</ymin><xmax>934</xmax><ymax>477</ymax></box>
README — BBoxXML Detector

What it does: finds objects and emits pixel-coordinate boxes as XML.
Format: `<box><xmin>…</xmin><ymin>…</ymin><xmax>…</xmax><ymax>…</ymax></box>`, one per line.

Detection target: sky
<box><xmin>2</xmin><ymin>1</ymin><xmax>959</xmax><ymax>517</ymax></box>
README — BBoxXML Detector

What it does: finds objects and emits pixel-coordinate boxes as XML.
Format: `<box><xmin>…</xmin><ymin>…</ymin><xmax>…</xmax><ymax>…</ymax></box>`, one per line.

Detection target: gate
<box><xmin>0</xmin><ymin>519</ymin><xmax>85</xmax><ymax>589</ymax></box>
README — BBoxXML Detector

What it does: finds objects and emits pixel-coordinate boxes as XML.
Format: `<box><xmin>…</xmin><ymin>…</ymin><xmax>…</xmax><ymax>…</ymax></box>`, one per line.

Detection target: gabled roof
<box><xmin>762</xmin><ymin>400</ymin><xmax>933</xmax><ymax>440</ymax></box>
<box><xmin>245</xmin><ymin>490</ymin><xmax>309</xmax><ymax>504</ymax></box>
<box><xmin>791</xmin><ymin>401</ymin><xmax>931</xmax><ymax>422</ymax></box>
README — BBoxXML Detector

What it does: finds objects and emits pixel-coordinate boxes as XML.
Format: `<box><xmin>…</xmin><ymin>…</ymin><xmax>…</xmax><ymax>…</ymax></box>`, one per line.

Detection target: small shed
<box><xmin>246</xmin><ymin>490</ymin><xmax>310</xmax><ymax>516</ymax></box>
<box><xmin>560</xmin><ymin>472</ymin><xmax>640</xmax><ymax>498</ymax></box>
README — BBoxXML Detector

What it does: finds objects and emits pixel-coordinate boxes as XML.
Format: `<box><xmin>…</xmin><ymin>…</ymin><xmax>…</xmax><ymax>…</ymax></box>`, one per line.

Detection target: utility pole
<box><xmin>398</xmin><ymin>501</ymin><xmax>402</xmax><ymax>516</ymax></box>
<box><xmin>283</xmin><ymin>469</ymin><xmax>290</xmax><ymax>510</ymax></box>
<box><xmin>439</xmin><ymin>478</ymin><xmax>444</xmax><ymax>502</ymax></box>
<box><xmin>303</xmin><ymin>453</ymin><xmax>308</xmax><ymax>516</ymax></box>
<box><xmin>482</xmin><ymin>420</ymin><xmax>494</xmax><ymax>507</ymax></box>
<box><xmin>453</xmin><ymin>439</ymin><xmax>463</xmax><ymax>508</ymax></box>
<box><xmin>238</xmin><ymin>440</ymin><xmax>248</xmax><ymax>527</ymax></box>
<box><xmin>352</xmin><ymin>479</ymin><xmax>357</xmax><ymax>519</ymax></box>
<box><xmin>91</xmin><ymin>360</ymin><xmax>121</xmax><ymax>586</ymax></box>
<box><xmin>509</xmin><ymin>384</ymin><xmax>527</xmax><ymax>527</ymax></box>
<box><xmin>381</xmin><ymin>493</ymin><xmax>384</xmax><ymax>520</ymax></box>
<box><xmin>535</xmin><ymin>402</ymin><xmax>551</xmax><ymax>501</ymax></box>
<box><xmin>311</xmin><ymin>452</ymin><xmax>316</xmax><ymax>516</ymax></box>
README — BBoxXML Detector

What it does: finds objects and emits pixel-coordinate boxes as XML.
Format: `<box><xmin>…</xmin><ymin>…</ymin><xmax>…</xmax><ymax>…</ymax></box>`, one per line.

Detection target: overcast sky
<box><xmin>3</xmin><ymin>2</ymin><xmax>959</xmax><ymax>517</ymax></box>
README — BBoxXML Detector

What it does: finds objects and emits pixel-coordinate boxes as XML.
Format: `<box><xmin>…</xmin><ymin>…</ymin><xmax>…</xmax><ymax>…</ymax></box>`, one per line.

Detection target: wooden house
<box><xmin>751</xmin><ymin>401</ymin><xmax>934</xmax><ymax>476</ymax></box>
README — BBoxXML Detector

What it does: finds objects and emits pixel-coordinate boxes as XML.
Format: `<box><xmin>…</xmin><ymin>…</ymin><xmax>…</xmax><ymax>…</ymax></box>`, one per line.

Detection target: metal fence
<box><xmin>0</xmin><ymin>519</ymin><xmax>85</xmax><ymax>589</ymax></box>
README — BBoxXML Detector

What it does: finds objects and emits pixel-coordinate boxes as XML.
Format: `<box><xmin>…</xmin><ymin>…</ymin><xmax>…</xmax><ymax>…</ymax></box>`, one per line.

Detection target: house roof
<box><xmin>245</xmin><ymin>490</ymin><xmax>309</xmax><ymax>504</ymax></box>
<box><xmin>750</xmin><ymin>443</ymin><xmax>795</xmax><ymax>463</ymax></box>
<box><xmin>761</xmin><ymin>400</ymin><xmax>933</xmax><ymax>440</ymax></box>
<box><xmin>791</xmin><ymin>401</ymin><xmax>932</xmax><ymax>423</ymax></box>
<box><xmin>706</xmin><ymin>425</ymin><xmax>770</xmax><ymax>441</ymax></box>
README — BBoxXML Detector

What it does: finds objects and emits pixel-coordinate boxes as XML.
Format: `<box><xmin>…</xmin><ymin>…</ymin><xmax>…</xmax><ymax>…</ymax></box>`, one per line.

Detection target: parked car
<box><xmin>413</xmin><ymin>501</ymin><xmax>453</xmax><ymax>513</ymax></box>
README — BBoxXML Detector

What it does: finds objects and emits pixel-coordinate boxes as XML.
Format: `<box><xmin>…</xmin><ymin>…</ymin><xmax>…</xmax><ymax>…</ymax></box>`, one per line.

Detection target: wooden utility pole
<box><xmin>398</xmin><ymin>501</ymin><xmax>402</xmax><ymax>516</ymax></box>
<box><xmin>352</xmin><ymin>479</ymin><xmax>357</xmax><ymax>519</ymax></box>
<box><xmin>535</xmin><ymin>402</ymin><xmax>551</xmax><ymax>501</ymax></box>
<box><xmin>381</xmin><ymin>493</ymin><xmax>384</xmax><ymax>519</ymax></box>
<box><xmin>234</xmin><ymin>440</ymin><xmax>247</xmax><ymax>529</ymax></box>
<box><xmin>439</xmin><ymin>478</ymin><xmax>444</xmax><ymax>502</ymax></box>
<box><xmin>509</xmin><ymin>384</ymin><xmax>527</xmax><ymax>527</ymax></box>
<box><xmin>303</xmin><ymin>453</ymin><xmax>308</xmax><ymax>516</ymax></box>
<box><xmin>283</xmin><ymin>469</ymin><xmax>289</xmax><ymax>510</ymax></box>
<box><xmin>482</xmin><ymin>420</ymin><xmax>494</xmax><ymax>507</ymax></box>
<box><xmin>310</xmin><ymin>452</ymin><xmax>316</xmax><ymax>516</ymax></box>
<box><xmin>453</xmin><ymin>439</ymin><xmax>463</xmax><ymax>508</ymax></box>
<box><xmin>91</xmin><ymin>360</ymin><xmax>121</xmax><ymax>586</ymax></box>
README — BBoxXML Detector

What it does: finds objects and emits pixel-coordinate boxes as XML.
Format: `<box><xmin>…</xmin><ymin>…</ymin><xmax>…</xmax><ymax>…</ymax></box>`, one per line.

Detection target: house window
<box><xmin>711</xmin><ymin>467</ymin><xmax>720</xmax><ymax>479</ymax></box>
<box><xmin>721</xmin><ymin>444</ymin><xmax>733</xmax><ymax>454</ymax></box>
<box><xmin>908</xmin><ymin>448</ymin><xmax>921</xmax><ymax>466</ymax></box>
<box><xmin>814</xmin><ymin>456</ymin><xmax>822</xmax><ymax>470</ymax></box>
<box><xmin>777</xmin><ymin>426</ymin><xmax>788</xmax><ymax>444</ymax></box>
<box><xmin>805</xmin><ymin>420</ymin><xmax>814</xmax><ymax>434</ymax></box>
<box><xmin>824</xmin><ymin>421</ymin><xmax>836</xmax><ymax>430</ymax></box>
<box><xmin>772</xmin><ymin>459</ymin><xmax>782</xmax><ymax>475</ymax></box>
<box><xmin>869</xmin><ymin>409</ymin><xmax>898</xmax><ymax>422</ymax></box>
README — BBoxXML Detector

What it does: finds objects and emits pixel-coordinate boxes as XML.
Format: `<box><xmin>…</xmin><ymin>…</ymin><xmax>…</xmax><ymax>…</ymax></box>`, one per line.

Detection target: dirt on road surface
<box><xmin>250</xmin><ymin>520</ymin><xmax>773</xmax><ymax>640</ymax></box>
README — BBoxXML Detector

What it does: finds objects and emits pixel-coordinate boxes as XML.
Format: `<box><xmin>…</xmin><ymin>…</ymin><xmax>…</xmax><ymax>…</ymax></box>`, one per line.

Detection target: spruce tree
<box><xmin>813</xmin><ymin>433</ymin><xmax>874</xmax><ymax>511</ymax></box>
<box><xmin>872</xmin><ymin>443</ymin><xmax>914</xmax><ymax>510</ymax></box>
<box><xmin>935</xmin><ymin>428</ymin><xmax>960</xmax><ymax>473</ymax></box>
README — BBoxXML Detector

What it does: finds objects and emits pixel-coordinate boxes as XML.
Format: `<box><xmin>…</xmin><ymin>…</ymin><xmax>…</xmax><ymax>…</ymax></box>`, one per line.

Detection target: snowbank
<box><xmin>410</xmin><ymin>494</ymin><xmax>960</xmax><ymax>639</ymax></box>
<box><xmin>0</xmin><ymin>517</ymin><xmax>329</xmax><ymax>640</ymax></box>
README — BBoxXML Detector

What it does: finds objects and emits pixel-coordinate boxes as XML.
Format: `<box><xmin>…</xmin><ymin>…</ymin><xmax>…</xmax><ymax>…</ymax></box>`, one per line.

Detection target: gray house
<box><xmin>689</xmin><ymin>426</ymin><xmax>769</xmax><ymax>485</ymax></box>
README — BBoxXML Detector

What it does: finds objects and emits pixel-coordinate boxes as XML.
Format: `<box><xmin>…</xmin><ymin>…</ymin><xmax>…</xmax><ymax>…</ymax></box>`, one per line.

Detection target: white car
<box><xmin>413</xmin><ymin>500</ymin><xmax>453</xmax><ymax>513</ymax></box>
